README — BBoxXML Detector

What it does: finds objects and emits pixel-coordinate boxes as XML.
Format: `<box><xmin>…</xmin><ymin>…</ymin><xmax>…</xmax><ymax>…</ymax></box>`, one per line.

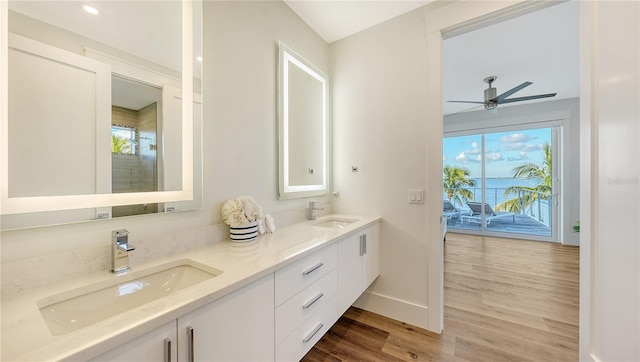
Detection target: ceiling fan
<box><xmin>448</xmin><ymin>76</ymin><xmax>557</xmax><ymax>111</ymax></box>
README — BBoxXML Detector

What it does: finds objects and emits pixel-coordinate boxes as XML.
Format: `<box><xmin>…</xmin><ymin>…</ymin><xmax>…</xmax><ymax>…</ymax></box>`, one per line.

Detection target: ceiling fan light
<box><xmin>484</xmin><ymin>101</ymin><xmax>497</xmax><ymax>110</ymax></box>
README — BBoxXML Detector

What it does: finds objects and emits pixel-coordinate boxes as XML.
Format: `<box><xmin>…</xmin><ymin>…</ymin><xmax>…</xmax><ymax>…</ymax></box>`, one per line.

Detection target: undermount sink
<box><xmin>38</xmin><ymin>259</ymin><xmax>222</xmax><ymax>336</ymax></box>
<box><xmin>314</xmin><ymin>217</ymin><xmax>357</xmax><ymax>229</ymax></box>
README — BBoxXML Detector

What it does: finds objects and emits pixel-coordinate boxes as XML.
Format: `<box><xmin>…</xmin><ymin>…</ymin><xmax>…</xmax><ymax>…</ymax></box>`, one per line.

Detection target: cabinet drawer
<box><xmin>275</xmin><ymin>243</ymin><xmax>337</xmax><ymax>306</ymax></box>
<box><xmin>275</xmin><ymin>268</ymin><xmax>337</xmax><ymax>345</ymax></box>
<box><xmin>275</xmin><ymin>295</ymin><xmax>337</xmax><ymax>361</ymax></box>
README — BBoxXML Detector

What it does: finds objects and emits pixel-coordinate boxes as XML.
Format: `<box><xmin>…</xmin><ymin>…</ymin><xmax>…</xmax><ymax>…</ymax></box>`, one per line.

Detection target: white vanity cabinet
<box><xmin>85</xmin><ymin>220</ymin><xmax>381</xmax><ymax>362</ymax></box>
<box><xmin>90</xmin><ymin>274</ymin><xmax>274</xmax><ymax>362</ymax></box>
<box><xmin>274</xmin><ymin>243</ymin><xmax>338</xmax><ymax>361</ymax></box>
<box><xmin>337</xmin><ymin>223</ymin><xmax>381</xmax><ymax>315</ymax></box>
<box><xmin>89</xmin><ymin>321</ymin><xmax>177</xmax><ymax>362</ymax></box>
<box><xmin>177</xmin><ymin>274</ymin><xmax>274</xmax><ymax>362</ymax></box>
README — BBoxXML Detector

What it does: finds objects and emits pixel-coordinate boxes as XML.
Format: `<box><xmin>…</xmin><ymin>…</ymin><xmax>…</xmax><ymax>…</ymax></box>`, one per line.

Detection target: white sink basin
<box><xmin>314</xmin><ymin>218</ymin><xmax>357</xmax><ymax>229</ymax></box>
<box><xmin>38</xmin><ymin>259</ymin><xmax>222</xmax><ymax>336</ymax></box>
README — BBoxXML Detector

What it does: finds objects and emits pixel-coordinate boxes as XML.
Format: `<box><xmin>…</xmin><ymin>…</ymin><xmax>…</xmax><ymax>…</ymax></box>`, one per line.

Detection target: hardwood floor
<box><xmin>302</xmin><ymin>233</ymin><xmax>580</xmax><ymax>361</ymax></box>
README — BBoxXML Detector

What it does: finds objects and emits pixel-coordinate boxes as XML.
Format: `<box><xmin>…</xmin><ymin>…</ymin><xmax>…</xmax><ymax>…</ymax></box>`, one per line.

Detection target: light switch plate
<box><xmin>409</xmin><ymin>189</ymin><xmax>424</xmax><ymax>204</ymax></box>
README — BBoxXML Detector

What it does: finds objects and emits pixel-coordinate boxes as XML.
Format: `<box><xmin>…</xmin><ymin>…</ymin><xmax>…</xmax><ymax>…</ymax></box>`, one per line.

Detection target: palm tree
<box><xmin>496</xmin><ymin>144</ymin><xmax>552</xmax><ymax>213</ymax></box>
<box><xmin>443</xmin><ymin>165</ymin><xmax>476</xmax><ymax>207</ymax></box>
<box><xmin>112</xmin><ymin>134</ymin><xmax>132</xmax><ymax>154</ymax></box>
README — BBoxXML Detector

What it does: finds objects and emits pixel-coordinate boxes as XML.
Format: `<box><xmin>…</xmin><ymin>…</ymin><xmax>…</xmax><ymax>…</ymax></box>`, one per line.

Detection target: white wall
<box><xmin>1</xmin><ymin>1</ymin><xmax>330</xmax><ymax>294</ymax></box>
<box><xmin>330</xmin><ymin>7</ymin><xmax>431</xmax><ymax>329</ymax></box>
<box><xmin>444</xmin><ymin>98</ymin><xmax>581</xmax><ymax>246</ymax></box>
<box><xmin>581</xmin><ymin>1</ymin><xmax>640</xmax><ymax>360</ymax></box>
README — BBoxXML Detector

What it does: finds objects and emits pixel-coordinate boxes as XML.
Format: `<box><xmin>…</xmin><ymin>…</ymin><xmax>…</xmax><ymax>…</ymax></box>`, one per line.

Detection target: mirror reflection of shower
<box><xmin>111</xmin><ymin>75</ymin><xmax>162</xmax><ymax>217</ymax></box>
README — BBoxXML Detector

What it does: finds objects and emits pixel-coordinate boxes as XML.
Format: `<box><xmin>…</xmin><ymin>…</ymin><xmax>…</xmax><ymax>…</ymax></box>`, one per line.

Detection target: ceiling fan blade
<box><xmin>447</xmin><ymin>104</ymin><xmax>485</xmax><ymax>116</ymax></box>
<box><xmin>447</xmin><ymin>100</ymin><xmax>485</xmax><ymax>104</ymax></box>
<box><xmin>499</xmin><ymin>93</ymin><xmax>557</xmax><ymax>104</ymax></box>
<box><xmin>493</xmin><ymin>81</ymin><xmax>532</xmax><ymax>102</ymax></box>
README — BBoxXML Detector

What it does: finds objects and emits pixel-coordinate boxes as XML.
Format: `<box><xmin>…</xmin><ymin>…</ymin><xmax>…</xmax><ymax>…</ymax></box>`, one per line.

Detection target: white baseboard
<box><xmin>352</xmin><ymin>290</ymin><xmax>432</xmax><ymax>331</ymax></box>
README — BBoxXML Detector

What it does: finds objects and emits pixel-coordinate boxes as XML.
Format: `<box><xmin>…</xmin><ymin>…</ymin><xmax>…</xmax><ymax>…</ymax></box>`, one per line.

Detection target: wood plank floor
<box><xmin>302</xmin><ymin>233</ymin><xmax>579</xmax><ymax>361</ymax></box>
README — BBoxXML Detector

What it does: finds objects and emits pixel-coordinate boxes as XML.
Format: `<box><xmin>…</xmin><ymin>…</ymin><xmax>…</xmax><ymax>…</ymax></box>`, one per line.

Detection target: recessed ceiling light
<box><xmin>82</xmin><ymin>4</ymin><xmax>99</xmax><ymax>15</ymax></box>
<box><xmin>196</xmin><ymin>56</ymin><xmax>203</xmax><ymax>62</ymax></box>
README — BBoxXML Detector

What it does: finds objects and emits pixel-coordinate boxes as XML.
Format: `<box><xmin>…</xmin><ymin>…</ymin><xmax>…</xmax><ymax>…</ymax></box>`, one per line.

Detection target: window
<box><xmin>443</xmin><ymin>126</ymin><xmax>558</xmax><ymax>240</ymax></box>
<box><xmin>111</xmin><ymin>126</ymin><xmax>136</xmax><ymax>155</ymax></box>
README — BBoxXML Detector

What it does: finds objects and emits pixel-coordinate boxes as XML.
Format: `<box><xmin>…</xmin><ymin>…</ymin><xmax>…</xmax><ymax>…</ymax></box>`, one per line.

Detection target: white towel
<box><xmin>265</xmin><ymin>214</ymin><xmax>276</xmax><ymax>233</ymax></box>
<box><xmin>257</xmin><ymin>218</ymin><xmax>266</xmax><ymax>235</ymax></box>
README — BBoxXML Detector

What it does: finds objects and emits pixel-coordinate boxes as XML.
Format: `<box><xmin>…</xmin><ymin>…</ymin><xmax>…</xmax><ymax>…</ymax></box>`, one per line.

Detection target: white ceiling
<box><xmin>283</xmin><ymin>0</ymin><xmax>433</xmax><ymax>43</ymax></box>
<box><xmin>285</xmin><ymin>0</ymin><xmax>580</xmax><ymax>115</ymax></box>
<box><xmin>442</xmin><ymin>1</ymin><xmax>579</xmax><ymax>115</ymax></box>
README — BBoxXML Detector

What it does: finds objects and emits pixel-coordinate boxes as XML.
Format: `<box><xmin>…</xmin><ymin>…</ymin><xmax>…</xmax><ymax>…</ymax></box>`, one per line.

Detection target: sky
<box><xmin>443</xmin><ymin>128</ymin><xmax>551</xmax><ymax>178</ymax></box>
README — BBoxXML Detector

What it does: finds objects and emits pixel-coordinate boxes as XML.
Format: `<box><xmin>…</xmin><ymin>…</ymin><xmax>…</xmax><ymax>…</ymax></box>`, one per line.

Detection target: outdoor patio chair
<box><xmin>443</xmin><ymin>200</ymin><xmax>459</xmax><ymax>220</ymax></box>
<box><xmin>462</xmin><ymin>202</ymin><xmax>516</xmax><ymax>225</ymax></box>
<box><xmin>443</xmin><ymin>200</ymin><xmax>472</xmax><ymax>223</ymax></box>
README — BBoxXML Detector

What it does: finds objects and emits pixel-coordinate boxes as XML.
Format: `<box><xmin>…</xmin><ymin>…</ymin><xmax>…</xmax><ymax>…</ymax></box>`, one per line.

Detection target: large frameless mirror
<box><xmin>277</xmin><ymin>42</ymin><xmax>328</xmax><ymax>199</ymax></box>
<box><xmin>0</xmin><ymin>0</ymin><xmax>203</xmax><ymax>229</ymax></box>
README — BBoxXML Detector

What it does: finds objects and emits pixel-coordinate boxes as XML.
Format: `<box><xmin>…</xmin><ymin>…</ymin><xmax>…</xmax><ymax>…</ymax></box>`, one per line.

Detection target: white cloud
<box><xmin>485</xmin><ymin>152</ymin><xmax>503</xmax><ymax>162</ymax></box>
<box><xmin>501</xmin><ymin>133</ymin><xmax>537</xmax><ymax>143</ymax></box>
<box><xmin>506</xmin><ymin>151</ymin><xmax>528</xmax><ymax>161</ymax></box>
<box><xmin>455</xmin><ymin>152</ymin><xmax>469</xmax><ymax>163</ymax></box>
<box><xmin>503</xmin><ymin>143</ymin><xmax>543</xmax><ymax>152</ymax></box>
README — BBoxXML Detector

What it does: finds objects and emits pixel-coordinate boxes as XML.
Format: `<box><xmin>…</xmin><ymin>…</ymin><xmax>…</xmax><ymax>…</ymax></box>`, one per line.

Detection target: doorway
<box><xmin>424</xmin><ymin>0</ymin><xmax>580</xmax><ymax>335</ymax></box>
<box><xmin>443</xmin><ymin>126</ymin><xmax>560</xmax><ymax>242</ymax></box>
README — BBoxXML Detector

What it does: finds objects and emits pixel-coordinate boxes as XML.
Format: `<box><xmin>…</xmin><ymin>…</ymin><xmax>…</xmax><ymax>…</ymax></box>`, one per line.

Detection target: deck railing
<box><xmin>445</xmin><ymin>188</ymin><xmax>552</xmax><ymax>227</ymax></box>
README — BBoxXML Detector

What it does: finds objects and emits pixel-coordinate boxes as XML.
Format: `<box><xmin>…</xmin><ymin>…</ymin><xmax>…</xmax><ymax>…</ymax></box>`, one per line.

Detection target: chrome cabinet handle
<box><xmin>364</xmin><ymin>234</ymin><xmax>367</xmax><ymax>254</ymax></box>
<box><xmin>359</xmin><ymin>235</ymin><xmax>364</xmax><ymax>256</ymax></box>
<box><xmin>303</xmin><ymin>323</ymin><xmax>324</xmax><ymax>343</ymax></box>
<box><xmin>187</xmin><ymin>326</ymin><xmax>194</xmax><ymax>362</ymax></box>
<box><xmin>302</xmin><ymin>262</ymin><xmax>324</xmax><ymax>276</ymax></box>
<box><xmin>164</xmin><ymin>338</ymin><xmax>171</xmax><ymax>362</ymax></box>
<box><xmin>302</xmin><ymin>292</ymin><xmax>324</xmax><ymax>310</ymax></box>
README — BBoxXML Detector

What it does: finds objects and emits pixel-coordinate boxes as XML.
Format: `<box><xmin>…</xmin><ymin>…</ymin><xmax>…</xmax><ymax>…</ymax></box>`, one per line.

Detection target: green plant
<box><xmin>443</xmin><ymin>165</ymin><xmax>476</xmax><ymax>207</ymax></box>
<box><xmin>496</xmin><ymin>144</ymin><xmax>552</xmax><ymax>213</ymax></box>
<box><xmin>112</xmin><ymin>134</ymin><xmax>132</xmax><ymax>154</ymax></box>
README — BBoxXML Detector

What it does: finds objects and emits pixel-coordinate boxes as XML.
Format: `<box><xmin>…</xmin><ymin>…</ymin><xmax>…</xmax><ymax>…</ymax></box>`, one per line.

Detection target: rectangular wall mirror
<box><xmin>277</xmin><ymin>42</ymin><xmax>329</xmax><ymax>199</ymax></box>
<box><xmin>0</xmin><ymin>1</ymin><xmax>203</xmax><ymax>229</ymax></box>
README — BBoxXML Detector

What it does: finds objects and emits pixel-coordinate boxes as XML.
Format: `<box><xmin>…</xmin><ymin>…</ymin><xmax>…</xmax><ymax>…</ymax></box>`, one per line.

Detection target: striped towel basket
<box><xmin>229</xmin><ymin>220</ymin><xmax>258</xmax><ymax>242</ymax></box>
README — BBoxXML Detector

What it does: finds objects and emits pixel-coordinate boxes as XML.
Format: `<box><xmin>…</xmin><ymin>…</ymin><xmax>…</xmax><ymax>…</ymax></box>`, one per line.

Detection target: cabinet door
<box><xmin>178</xmin><ymin>274</ymin><xmax>275</xmax><ymax>362</ymax></box>
<box><xmin>337</xmin><ymin>232</ymin><xmax>363</xmax><ymax>316</ymax></box>
<box><xmin>89</xmin><ymin>321</ymin><xmax>177</xmax><ymax>362</ymax></box>
<box><xmin>362</xmin><ymin>223</ymin><xmax>381</xmax><ymax>289</ymax></box>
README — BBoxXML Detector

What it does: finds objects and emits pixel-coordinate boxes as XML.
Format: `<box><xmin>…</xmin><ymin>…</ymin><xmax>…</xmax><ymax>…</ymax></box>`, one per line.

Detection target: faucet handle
<box><xmin>112</xmin><ymin>229</ymin><xmax>129</xmax><ymax>239</ymax></box>
<box><xmin>118</xmin><ymin>242</ymin><xmax>136</xmax><ymax>252</ymax></box>
<box><xmin>112</xmin><ymin>229</ymin><xmax>134</xmax><ymax>251</ymax></box>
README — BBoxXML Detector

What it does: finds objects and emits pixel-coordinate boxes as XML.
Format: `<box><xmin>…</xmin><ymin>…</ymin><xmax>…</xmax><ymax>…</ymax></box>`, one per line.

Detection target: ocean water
<box><xmin>444</xmin><ymin>177</ymin><xmax>551</xmax><ymax>226</ymax></box>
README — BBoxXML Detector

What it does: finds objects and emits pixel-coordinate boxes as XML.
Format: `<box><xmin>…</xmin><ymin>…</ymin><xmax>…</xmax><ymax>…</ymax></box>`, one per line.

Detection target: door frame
<box><xmin>424</xmin><ymin>3</ymin><xmax>591</xmax><ymax>355</ymax></box>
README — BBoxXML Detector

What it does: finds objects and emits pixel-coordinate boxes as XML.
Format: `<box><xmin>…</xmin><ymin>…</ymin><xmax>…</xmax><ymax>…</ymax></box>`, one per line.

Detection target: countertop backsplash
<box><xmin>1</xmin><ymin>203</ymin><xmax>331</xmax><ymax>296</ymax></box>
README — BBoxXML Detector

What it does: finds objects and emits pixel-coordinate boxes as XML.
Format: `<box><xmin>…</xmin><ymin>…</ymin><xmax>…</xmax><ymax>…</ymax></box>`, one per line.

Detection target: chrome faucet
<box><xmin>111</xmin><ymin>229</ymin><xmax>135</xmax><ymax>274</ymax></box>
<box><xmin>307</xmin><ymin>201</ymin><xmax>324</xmax><ymax>220</ymax></box>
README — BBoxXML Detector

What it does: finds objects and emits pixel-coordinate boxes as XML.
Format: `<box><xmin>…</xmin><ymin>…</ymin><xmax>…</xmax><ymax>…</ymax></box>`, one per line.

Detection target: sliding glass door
<box><xmin>443</xmin><ymin>126</ymin><xmax>558</xmax><ymax>241</ymax></box>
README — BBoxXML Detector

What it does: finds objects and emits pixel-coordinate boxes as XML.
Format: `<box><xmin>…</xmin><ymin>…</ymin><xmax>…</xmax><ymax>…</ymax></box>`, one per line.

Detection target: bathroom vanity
<box><xmin>0</xmin><ymin>215</ymin><xmax>381</xmax><ymax>361</ymax></box>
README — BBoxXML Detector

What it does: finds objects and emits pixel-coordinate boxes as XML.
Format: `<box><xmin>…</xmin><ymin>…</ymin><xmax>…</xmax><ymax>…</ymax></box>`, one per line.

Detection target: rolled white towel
<box><xmin>257</xmin><ymin>218</ymin><xmax>266</xmax><ymax>235</ymax></box>
<box><xmin>265</xmin><ymin>214</ymin><xmax>276</xmax><ymax>233</ymax></box>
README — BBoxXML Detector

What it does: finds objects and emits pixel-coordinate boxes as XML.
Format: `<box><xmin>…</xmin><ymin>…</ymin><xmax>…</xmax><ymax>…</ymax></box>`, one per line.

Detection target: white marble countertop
<box><xmin>1</xmin><ymin>214</ymin><xmax>380</xmax><ymax>361</ymax></box>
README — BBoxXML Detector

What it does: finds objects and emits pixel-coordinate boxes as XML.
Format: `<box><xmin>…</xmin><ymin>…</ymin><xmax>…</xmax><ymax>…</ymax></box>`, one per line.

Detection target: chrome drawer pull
<box><xmin>303</xmin><ymin>323</ymin><xmax>324</xmax><ymax>343</ymax></box>
<box><xmin>186</xmin><ymin>326</ymin><xmax>194</xmax><ymax>362</ymax></box>
<box><xmin>363</xmin><ymin>234</ymin><xmax>367</xmax><ymax>254</ymax></box>
<box><xmin>164</xmin><ymin>338</ymin><xmax>171</xmax><ymax>362</ymax></box>
<box><xmin>302</xmin><ymin>292</ymin><xmax>324</xmax><ymax>310</ymax></box>
<box><xmin>302</xmin><ymin>262</ymin><xmax>324</xmax><ymax>276</ymax></box>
